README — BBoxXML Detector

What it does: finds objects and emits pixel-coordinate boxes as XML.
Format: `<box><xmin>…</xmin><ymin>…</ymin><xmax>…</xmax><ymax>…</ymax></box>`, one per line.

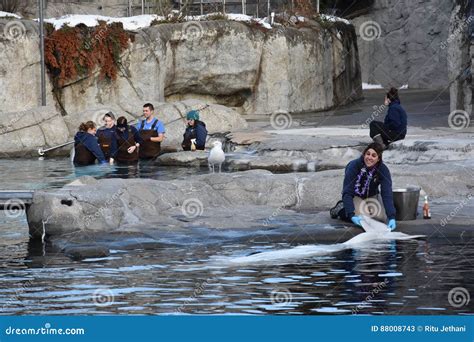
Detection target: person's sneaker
<box><xmin>330</xmin><ymin>200</ymin><xmax>344</xmax><ymax>219</ymax></box>
<box><xmin>372</xmin><ymin>134</ymin><xmax>387</xmax><ymax>150</ymax></box>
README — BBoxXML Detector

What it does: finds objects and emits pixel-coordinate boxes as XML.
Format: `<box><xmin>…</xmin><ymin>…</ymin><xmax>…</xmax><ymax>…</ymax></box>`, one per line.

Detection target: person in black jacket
<box><xmin>112</xmin><ymin>116</ymin><xmax>143</xmax><ymax>164</ymax></box>
<box><xmin>73</xmin><ymin>121</ymin><xmax>107</xmax><ymax>166</ymax></box>
<box><xmin>96</xmin><ymin>112</ymin><xmax>117</xmax><ymax>163</ymax></box>
<box><xmin>182</xmin><ymin>110</ymin><xmax>207</xmax><ymax>151</ymax></box>
<box><xmin>330</xmin><ymin>143</ymin><xmax>397</xmax><ymax>230</ymax></box>
<box><xmin>369</xmin><ymin>87</ymin><xmax>407</xmax><ymax>149</ymax></box>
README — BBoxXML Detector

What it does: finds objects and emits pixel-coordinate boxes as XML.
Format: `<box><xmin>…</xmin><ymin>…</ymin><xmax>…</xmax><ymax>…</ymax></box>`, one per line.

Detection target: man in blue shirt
<box><xmin>136</xmin><ymin>103</ymin><xmax>165</xmax><ymax>159</ymax></box>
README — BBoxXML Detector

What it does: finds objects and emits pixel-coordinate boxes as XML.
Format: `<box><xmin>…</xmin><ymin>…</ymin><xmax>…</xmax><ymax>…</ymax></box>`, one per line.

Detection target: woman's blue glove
<box><xmin>351</xmin><ymin>216</ymin><xmax>362</xmax><ymax>227</ymax></box>
<box><xmin>388</xmin><ymin>219</ymin><xmax>396</xmax><ymax>230</ymax></box>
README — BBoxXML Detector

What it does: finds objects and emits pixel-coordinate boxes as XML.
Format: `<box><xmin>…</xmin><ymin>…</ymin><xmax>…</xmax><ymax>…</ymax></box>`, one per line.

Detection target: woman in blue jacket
<box><xmin>330</xmin><ymin>143</ymin><xmax>397</xmax><ymax>230</ymax></box>
<box><xmin>182</xmin><ymin>110</ymin><xmax>207</xmax><ymax>151</ymax></box>
<box><xmin>96</xmin><ymin>112</ymin><xmax>118</xmax><ymax>163</ymax></box>
<box><xmin>370</xmin><ymin>87</ymin><xmax>407</xmax><ymax>148</ymax></box>
<box><xmin>73</xmin><ymin>121</ymin><xmax>107</xmax><ymax>166</ymax></box>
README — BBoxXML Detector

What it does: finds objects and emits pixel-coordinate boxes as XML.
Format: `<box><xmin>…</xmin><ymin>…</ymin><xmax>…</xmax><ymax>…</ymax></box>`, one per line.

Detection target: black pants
<box><xmin>369</xmin><ymin>121</ymin><xmax>405</xmax><ymax>145</ymax></box>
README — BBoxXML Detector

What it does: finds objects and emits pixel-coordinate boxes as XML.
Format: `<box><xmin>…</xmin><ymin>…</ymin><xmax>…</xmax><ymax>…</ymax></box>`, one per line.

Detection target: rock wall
<box><xmin>0</xmin><ymin>18</ymin><xmax>361</xmax><ymax>116</ymax></box>
<box><xmin>448</xmin><ymin>0</ymin><xmax>473</xmax><ymax>115</ymax></box>
<box><xmin>351</xmin><ymin>0</ymin><xmax>453</xmax><ymax>89</ymax></box>
<box><xmin>22</xmin><ymin>0</ymin><xmax>130</xmax><ymax>18</ymax></box>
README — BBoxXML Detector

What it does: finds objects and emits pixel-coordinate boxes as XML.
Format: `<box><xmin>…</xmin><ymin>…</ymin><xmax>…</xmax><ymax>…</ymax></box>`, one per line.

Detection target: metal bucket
<box><xmin>392</xmin><ymin>186</ymin><xmax>421</xmax><ymax>221</ymax></box>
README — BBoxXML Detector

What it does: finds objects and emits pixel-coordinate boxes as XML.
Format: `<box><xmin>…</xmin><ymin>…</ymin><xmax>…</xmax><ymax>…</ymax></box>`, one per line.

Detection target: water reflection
<box><xmin>0</xmin><ymin>158</ymin><xmax>472</xmax><ymax>315</ymax></box>
<box><xmin>0</xmin><ymin>216</ymin><xmax>472</xmax><ymax>315</ymax></box>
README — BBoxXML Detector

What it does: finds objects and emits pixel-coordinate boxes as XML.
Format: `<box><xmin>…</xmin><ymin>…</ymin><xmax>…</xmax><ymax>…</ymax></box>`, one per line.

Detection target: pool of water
<box><xmin>0</xmin><ymin>158</ymin><xmax>473</xmax><ymax>315</ymax></box>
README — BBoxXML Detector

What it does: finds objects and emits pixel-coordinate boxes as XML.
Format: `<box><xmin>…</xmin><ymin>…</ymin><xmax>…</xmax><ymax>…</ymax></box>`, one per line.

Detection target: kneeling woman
<box><xmin>112</xmin><ymin>116</ymin><xmax>143</xmax><ymax>164</ymax></box>
<box><xmin>182</xmin><ymin>110</ymin><xmax>207</xmax><ymax>151</ymax></box>
<box><xmin>73</xmin><ymin>121</ymin><xmax>107</xmax><ymax>166</ymax></box>
<box><xmin>331</xmin><ymin>143</ymin><xmax>397</xmax><ymax>230</ymax></box>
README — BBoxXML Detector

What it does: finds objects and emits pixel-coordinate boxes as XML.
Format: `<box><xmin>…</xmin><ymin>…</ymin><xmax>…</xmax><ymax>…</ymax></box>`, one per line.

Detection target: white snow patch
<box><xmin>319</xmin><ymin>14</ymin><xmax>350</xmax><ymax>25</ymax></box>
<box><xmin>40</xmin><ymin>13</ymin><xmax>273</xmax><ymax>31</ymax></box>
<box><xmin>0</xmin><ymin>11</ymin><xmax>22</xmax><ymax>19</ymax></box>
<box><xmin>362</xmin><ymin>83</ymin><xmax>409</xmax><ymax>90</ymax></box>
<box><xmin>362</xmin><ymin>83</ymin><xmax>384</xmax><ymax>90</ymax></box>
<box><xmin>41</xmin><ymin>14</ymin><xmax>164</xmax><ymax>31</ymax></box>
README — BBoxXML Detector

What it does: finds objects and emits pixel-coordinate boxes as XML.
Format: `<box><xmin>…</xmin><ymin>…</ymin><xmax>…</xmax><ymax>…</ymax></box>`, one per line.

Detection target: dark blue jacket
<box><xmin>342</xmin><ymin>156</ymin><xmax>396</xmax><ymax>220</ymax></box>
<box><xmin>182</xmin><ymin>121</ymin><xmax>207</xmax><ymax>150</ymax></box>
<box><xmin>384</xmin><ymin>99</ymin><xmax>407</xmax><ymax>136</ymax></box>
<box><xmin>112</xmin><ymin>126</ymin><xmax>143</xmax><ymax>158</ymax></box>
<box><xmin>97</xmin><ymin>126</ymin><xmax>118</xmax><ymax>158</ymax></box>
<box><xmin>74</xmin><ymin>131</ymin><xmax>107</xmax><ymax>164</ymax></box>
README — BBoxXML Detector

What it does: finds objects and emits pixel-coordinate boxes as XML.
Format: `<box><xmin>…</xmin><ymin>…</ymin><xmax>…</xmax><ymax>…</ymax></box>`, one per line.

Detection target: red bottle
<box><xmin>423</xmin><ymin>196</ymin><xmax>431</xmax><ymax>219</ymax></box>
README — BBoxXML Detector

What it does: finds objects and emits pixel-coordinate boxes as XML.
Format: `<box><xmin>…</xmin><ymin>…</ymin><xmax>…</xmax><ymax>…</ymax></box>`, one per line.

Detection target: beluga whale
<box><xmin>219</xmin><ymin>216</ymin><xmax>425</xmax><ymax>266</ymax></box>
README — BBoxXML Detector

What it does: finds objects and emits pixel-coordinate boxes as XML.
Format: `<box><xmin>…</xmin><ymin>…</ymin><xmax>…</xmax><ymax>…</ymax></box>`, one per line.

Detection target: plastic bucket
<box><xmin>392</xmin><ymin>186</ymin><xmax>421</xmax><ymax>221</ymax></box>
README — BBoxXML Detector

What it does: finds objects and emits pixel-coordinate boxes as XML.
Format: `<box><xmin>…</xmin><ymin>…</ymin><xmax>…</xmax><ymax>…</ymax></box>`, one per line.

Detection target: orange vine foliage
<box><xmin>45</xmin><ymin>22</ymin><xmax>132</xmax><ymax>88</ymax></box>
<box><xmin>294</xmin><ymin>0</ymin><xmax>316</xmax><ymax>17</ymax></box>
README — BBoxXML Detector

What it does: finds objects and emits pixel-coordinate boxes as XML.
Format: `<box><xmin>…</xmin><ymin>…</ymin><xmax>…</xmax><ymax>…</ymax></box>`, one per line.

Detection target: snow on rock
<box><xmin>0</xmin><ymin>11</ymin><xmax>22</xmax><ymax>19</ymax></box>
<box><xmin>42</xmin><ymin>14</ymin><xmax>164</xmax><ymax>31</ymax></box>
<box><xmin>362</xmin><ymin>83</ymin><xmax>409</xmax><ymax>90</ymax></box>
<box><xmin>319</xmin><ymin>14</ymin><xmax>351</xmax><ymax>25</ymax></box>
<box><xmin>39</xmin><ymin>12</ymin><xmax>354</xmax><ymax>31</ymax></box>
<box><xmin>362</xmin><ymin>83</ymin><xmax>384</xmax><ymax>90</ymax></box>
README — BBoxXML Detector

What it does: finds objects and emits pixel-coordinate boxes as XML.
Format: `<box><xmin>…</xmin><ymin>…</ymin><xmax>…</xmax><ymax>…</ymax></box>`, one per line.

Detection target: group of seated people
<box><xmin>73</xmin><ymin>103</ymin><xmax>208</xmax><ymax>166</ymax></box>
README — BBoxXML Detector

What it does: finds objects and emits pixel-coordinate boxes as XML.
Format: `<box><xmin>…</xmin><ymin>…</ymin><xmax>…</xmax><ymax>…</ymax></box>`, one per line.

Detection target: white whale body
<box><xmin>223</xmin><ymin>216</ymin><xmax>425</xmax><ymax>265</ymax></box>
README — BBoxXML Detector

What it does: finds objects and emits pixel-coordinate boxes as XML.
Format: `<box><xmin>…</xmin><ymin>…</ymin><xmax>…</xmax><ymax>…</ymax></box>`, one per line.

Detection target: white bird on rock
<box><xmin>208</xmin><ymin>141</ymin><xmax>225</xmax><ymax>173</ymax></box>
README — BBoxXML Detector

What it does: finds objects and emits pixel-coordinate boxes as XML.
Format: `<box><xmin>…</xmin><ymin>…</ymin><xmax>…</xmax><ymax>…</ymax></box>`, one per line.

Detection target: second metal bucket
<box><xmin>392</xmin><ymin>186</ymin><xmax>421</xmax><ymax>221</ymax></box>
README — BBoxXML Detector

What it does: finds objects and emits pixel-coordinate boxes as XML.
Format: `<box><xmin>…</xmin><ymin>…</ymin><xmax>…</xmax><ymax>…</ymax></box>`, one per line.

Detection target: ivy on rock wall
<box><xmin>44</xmin><ymin>21</ymin><xmax>133</xmax><ymax>89</ymax></box>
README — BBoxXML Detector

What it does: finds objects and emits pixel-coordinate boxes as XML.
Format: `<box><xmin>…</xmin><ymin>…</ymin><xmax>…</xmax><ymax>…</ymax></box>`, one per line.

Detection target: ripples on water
<box><xmin>0</xmin><ymin>159</ymin><xmax>473</xmax><ymax>315</ymax></box>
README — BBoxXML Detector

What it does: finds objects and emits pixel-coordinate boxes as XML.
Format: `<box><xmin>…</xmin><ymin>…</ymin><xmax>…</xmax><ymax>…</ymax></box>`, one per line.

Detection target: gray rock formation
<box><xmin>158</xmin><ymin>126</ymin><xmax>474</xmax><ymax>171</ymax></box>
<box><xmin>27</xmin><ymin>152</ymin><xmax>473</xmax><ymax>239</ymax></box>
<box><xmin>21</xmin><ymin>0</ymin><xmax>129</xmax><ymax>18</ymax></box>
<box><xmin>0</xmin><ymin>106</ymin><xmax>70</xmax><ymax>157</ymax></box>
<box><xmin>0</xmin><ymin>18</ymin><xmax>362</xmax><ymax>117</ymax></box>
<box><xmin>351</xmin><ymin>0</ymin><xmax>453</xmax><ymax>89</ymax></box>
<box><xmin>448</xmin><ymin>0</ymin><xmax>473</xmax><ymax>116</ymax></box>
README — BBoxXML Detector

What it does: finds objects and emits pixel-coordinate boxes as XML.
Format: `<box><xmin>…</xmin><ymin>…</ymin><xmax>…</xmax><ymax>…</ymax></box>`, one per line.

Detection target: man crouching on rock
<box><xmin>330</xmin><ymin>143</ymin><xmax>397</xmax><ymax>230</ymax></box>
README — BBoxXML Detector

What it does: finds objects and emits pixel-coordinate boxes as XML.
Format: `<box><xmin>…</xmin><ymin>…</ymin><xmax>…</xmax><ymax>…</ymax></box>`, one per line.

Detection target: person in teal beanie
<box><xmin>182</xmin><ymin>110</ymin><xmax>207</xmax><ymax>151</ymax></box>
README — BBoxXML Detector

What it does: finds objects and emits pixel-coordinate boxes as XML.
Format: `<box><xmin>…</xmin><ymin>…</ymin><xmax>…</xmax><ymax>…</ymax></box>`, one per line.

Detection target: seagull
<box><xmin>208</xmin><ymin>141</ymin><xmax>225</xmax><ymax>173</ymax></box>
